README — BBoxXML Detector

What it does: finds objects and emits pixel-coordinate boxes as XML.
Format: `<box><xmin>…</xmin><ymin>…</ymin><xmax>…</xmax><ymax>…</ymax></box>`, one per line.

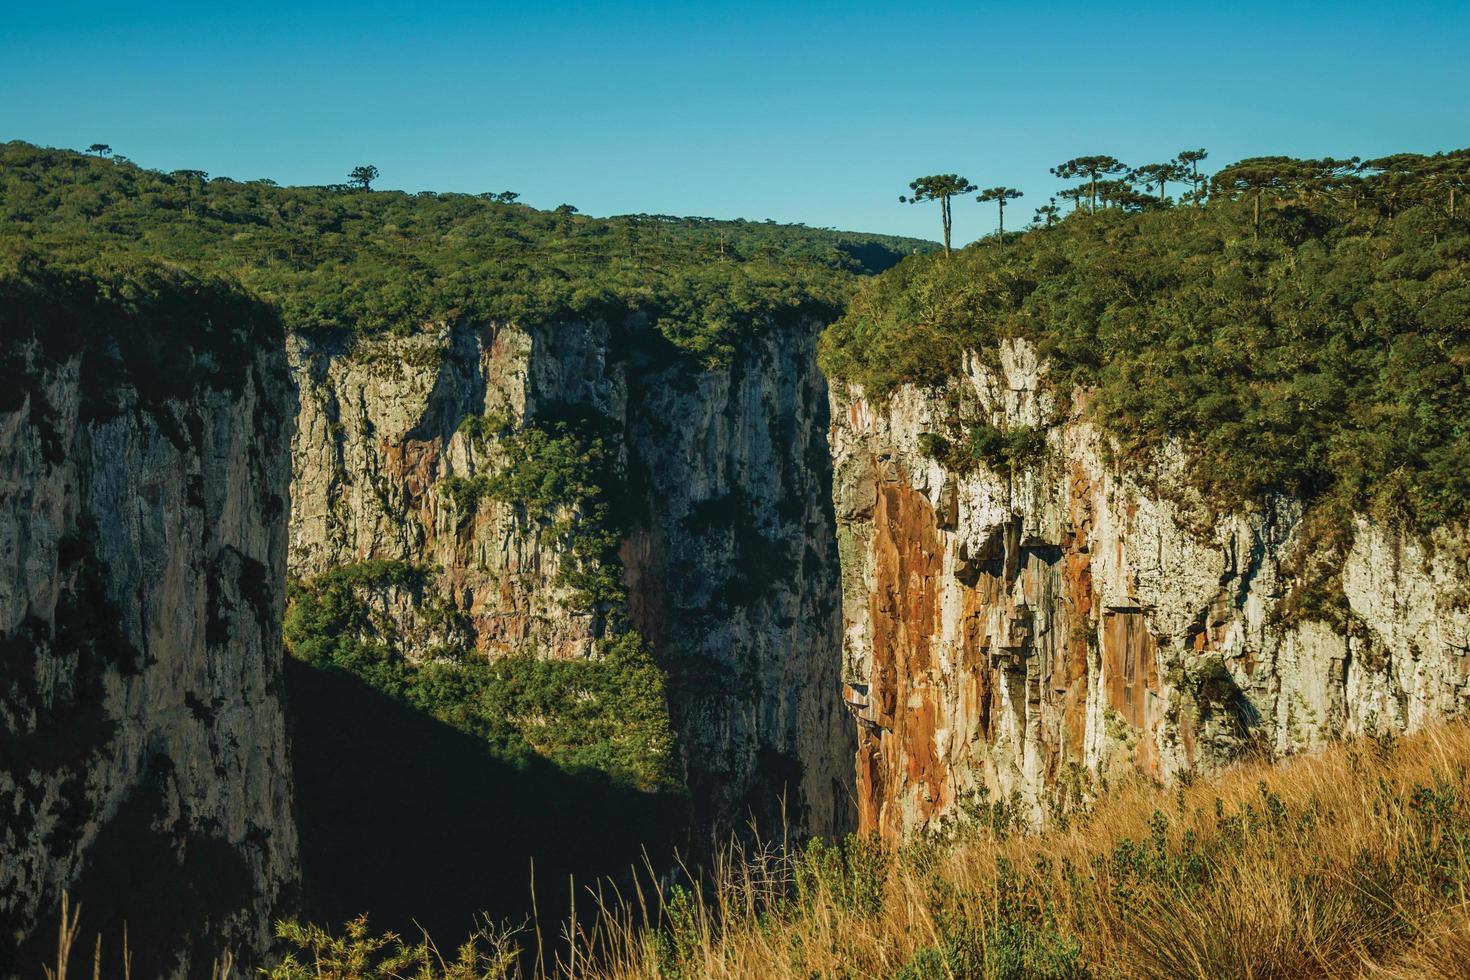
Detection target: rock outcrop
<box><xmin>287</xmin><ymin>322</ymin><xmax>595</xmax><ymax>657</ymax></box>
<box><xmin>831</xmin><ymin>339</ymin><xmax>1470</xmax><ymax>840</ymax></box>
<box><xmin>287</xmin><ymin>319</ymin><xmax>854</xmax><ymax>838</ymax></box>
<box><xmin>0</xmin><ymin>272</ymin><xmax>298</xmax><ymax>974</ymax></box>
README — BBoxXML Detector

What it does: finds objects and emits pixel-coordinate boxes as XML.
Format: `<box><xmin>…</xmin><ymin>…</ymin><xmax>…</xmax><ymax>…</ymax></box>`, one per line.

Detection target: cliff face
<box><xmin>288</xmin><ymin>322</ymin><xmax>602</xmax><ymax>658</ymax></box>
<box><xmin>831</xmin><ymin>339</ymin><xmax>1470</xmax><ymax>840</ymax></box>
<box><xmin>0</xmin><ymin>279</ymin><xmax>298</xmax><ymax>973</ymax></box>
<box><xmin>620</xmin><ymin>327</ymin><xmax>853</xmax><ymax>836</ymax></box>
<box><xmin>287</xmin><ymin>320</ymin><xmax>854</xmax><ymax>838</ymax></box>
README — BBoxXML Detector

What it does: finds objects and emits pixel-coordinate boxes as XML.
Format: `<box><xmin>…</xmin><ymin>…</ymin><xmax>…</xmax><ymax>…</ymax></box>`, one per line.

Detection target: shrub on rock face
<box><xmin>436</xmin><ymin>414</ymin><xmax>627</xmax><ymax>613</ymax></box>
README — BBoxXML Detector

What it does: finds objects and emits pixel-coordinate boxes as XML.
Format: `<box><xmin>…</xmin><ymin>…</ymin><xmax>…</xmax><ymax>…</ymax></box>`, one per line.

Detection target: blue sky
<box><xmin>3</xmin><ymin>1</ymin><xmax>1467</xmax><ymax>241</ymax></box>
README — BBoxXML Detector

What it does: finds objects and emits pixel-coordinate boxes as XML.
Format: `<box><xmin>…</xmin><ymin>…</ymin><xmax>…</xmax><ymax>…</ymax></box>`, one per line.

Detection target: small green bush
<box><xmin>966</xmin><ymin>422</ymin><xmax>1047</xmax><ymax>472</ymax></box>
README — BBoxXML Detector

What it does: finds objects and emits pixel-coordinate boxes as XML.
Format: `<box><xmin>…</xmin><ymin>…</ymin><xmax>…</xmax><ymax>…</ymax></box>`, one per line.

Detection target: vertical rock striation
<box><xmin>286</xmin><ymin>318</ymin><xmax>854</xmax><ymax>839</ymax></box>
<box><xmin>621</xmin><ymin>326</ymin><xmax>854</xmax><ymax>837</ymax></box>
<box><xmin>831</xmin><ymin>339</ymin><xmax>1470</xmax><ymax>840</ymax></box>
<box><xmin>0</xmin><ymin>269</ymin><xmax>298</xmax><ymax>974</ymax></box>
<box><xmin>287</xmin><ymin>321</ymin><xmax>607</xmax><ymax>659</ymax></box>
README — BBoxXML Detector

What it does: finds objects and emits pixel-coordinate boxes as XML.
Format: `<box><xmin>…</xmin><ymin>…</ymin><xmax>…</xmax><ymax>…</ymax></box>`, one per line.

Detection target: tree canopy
<box><xmin>1050</xmin><ymin>156</ymin><xmax>1129</xmax><ymax>210</ymax></box>
<box><xmin>348</xmin><ymin>164</ymin><xmax>379</xmax><ymax>191</ymax></box>
<box><xmin>0</xmin><ymin>141</ymin><xmax>933</xmax><ymax>361</ymax></box>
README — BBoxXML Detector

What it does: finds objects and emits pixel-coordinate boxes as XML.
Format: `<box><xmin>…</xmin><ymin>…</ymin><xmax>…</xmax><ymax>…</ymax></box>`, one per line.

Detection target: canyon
<box><xmin>284</xmin><ymin>314</ymin><xmax>1470</xmax><ymax>860</ymax></box>
<box><xmin>7</xmin><ymin>279</ymin><xmax>1470</xmax><ymax>971</ymax></box>
<box><xmin>285</xmin><ymin>317</ymin><xmax>855</xmax><ymax>841</ymax></box>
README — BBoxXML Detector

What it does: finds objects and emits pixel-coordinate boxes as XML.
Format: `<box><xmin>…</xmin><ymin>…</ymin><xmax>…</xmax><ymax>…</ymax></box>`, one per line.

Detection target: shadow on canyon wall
<box><xmin>286</xmin><ymin>656</ymin><xmax>692</xmax><ymax>958</ymax></box>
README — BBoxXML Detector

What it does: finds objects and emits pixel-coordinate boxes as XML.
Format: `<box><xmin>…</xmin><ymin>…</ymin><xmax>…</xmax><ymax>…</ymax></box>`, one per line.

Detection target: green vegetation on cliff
<box><xmin>822</xmin><ymin>151</ymin><xmax>1470</xmax><ymax>534</ymax></box>
<box><xmin>442</xmin><ymin>413</ymin><xmax>627</xmax><ymax>612</ymax></box>
<box><xmin>283</xmin><ymin>561</ymin><xmax>682</xmax><ymax>795</ymax></box>
<box><xmin>0</xmin><ymin>141</ymin><xmax>929</xmax><ymax>360</ymax></box>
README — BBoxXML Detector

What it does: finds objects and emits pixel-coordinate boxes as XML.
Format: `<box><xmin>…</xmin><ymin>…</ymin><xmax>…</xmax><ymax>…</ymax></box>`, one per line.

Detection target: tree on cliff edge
<box><xmin>900</xmin><ymin>174</ymin><xmax>977</xmax><ymax>256</ymax></box>
<box><xmin>348</xmin><ymin>165</ymin><xmax>379</xmax><ymax>191</ymax></box>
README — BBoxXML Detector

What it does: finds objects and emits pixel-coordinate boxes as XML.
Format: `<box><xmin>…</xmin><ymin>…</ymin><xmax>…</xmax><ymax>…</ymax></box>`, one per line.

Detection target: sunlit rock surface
<box><xmin>831</xmin><ymin>339</ymin><xmax>1470</xmax><ymax>839</ymax></box>
<box><xmin>287</xmin><ymin>319</ymin><xmax>855</xmax><ymax>838</ymax></box>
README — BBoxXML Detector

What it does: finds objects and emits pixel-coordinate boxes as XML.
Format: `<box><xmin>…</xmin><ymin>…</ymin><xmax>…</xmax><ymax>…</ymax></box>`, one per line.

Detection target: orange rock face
<box><xmin>829</xmin><ymin>354</ymin><xmax>1249</xmax><ymax>840</ymax></box>
<box><xmin>844</xmin><ymin>463</ymin><xmax>1116</xmax><ymax>839</ymax></box>
<box><xmin>831</xmin><ymin>335</ymin><xmax>1470</xmax><ymax>840</ymax></box>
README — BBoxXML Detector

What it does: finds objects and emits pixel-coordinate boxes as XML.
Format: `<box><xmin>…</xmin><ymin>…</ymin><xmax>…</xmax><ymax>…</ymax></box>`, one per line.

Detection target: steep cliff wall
<box><xmin>832</xmin><ymin>339</ymin><xmax>1470</xmax><ymax>840</ymax></box>
<box><xmin>287</xmin><ymin>319</ymin><xmax>853</xmax><ymax>838</ymax></box>
<box><xmin>0</xmin><ymin>269</ymin><xmax>298</xmax><ymax>973</ymax></box>
<box><xmin>288</xmin><ymin>321</ymin><xmax>602</xmax><ymax>659</ymax></box>
<box><xmin>621</xmin><ymin>327</ymin><xmax>853</xmax><ymax>836</ymax></box>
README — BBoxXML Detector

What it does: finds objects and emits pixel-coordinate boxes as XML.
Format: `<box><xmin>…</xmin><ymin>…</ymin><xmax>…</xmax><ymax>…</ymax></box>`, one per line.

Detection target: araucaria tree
<box><xmin>86</xmin><ymin>143</ymin><xmax>112</xmax><ymax>157</ymax></box>
<box><xmin>1176</xmin><ymin>148</ymin><xmax>1209</xmax><ymax>204</ymax></box>
<box><xmin>1050</xmin><ymin>155</ymin><xmax>1128</xmax><ymax>210</ymax></box>
<box><xmin>976</xmin><ymin>186</ymin><xmax>1023</xmax><ymax>236</ymax></box>
<box><xmin>1211</xmin><ymin>156</ymin><xmax>1360</xmax><ymax>238</ymax></box>
<box><xmin>348</xmin><ymin>165</ymin><xmax>379</xmax><ymax>191</ymax></box>
<box><xmin>1130</xmin><ymin>162</ymin><xmax>1185</xmax><ymax>202</ymax></box>
<box><xmin>1033</xmin><ymin>198</ymin><xmax>1061</xmax><ymax>228</ymax></box>
<box><xmin>901</xmin><ymin>174</ymin><xmax>977</xmax><ymax>256</ymax></box>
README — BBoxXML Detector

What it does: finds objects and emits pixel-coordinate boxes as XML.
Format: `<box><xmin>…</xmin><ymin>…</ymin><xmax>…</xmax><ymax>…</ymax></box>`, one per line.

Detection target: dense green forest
<box><xmin>284</xmin><ymin>561</ymin><xmax>682</xmax><ymax>794</ymax></box>
<box><xmin>824</xmin><ymin>151</ymin><xmax>1470</xmax><ymax>540</ymax></box>
<box><xmin>0</xmin><ymin>141</ymin><xmax>929</xmax><ymax>362</ymax></box>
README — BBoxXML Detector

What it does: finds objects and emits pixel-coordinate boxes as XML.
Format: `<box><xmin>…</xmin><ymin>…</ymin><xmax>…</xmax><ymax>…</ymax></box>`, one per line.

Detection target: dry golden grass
<box><xmin>577</xmin><ymin>721</ymin><xmax>1470</xmax><ymax>980</ymax></box>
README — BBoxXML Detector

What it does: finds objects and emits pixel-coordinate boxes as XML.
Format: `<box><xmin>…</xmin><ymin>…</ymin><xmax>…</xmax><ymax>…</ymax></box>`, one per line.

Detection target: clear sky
<box><xmin>4</xmin><ymin>1</ymin><xmax>1467</xmax><ymax>242</ymax></box>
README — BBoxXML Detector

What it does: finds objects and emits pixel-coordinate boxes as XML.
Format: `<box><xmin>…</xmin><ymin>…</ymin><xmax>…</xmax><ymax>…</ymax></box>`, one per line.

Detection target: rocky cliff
<box><xmin>831</xmin><ymin>339</ymin><xmax>1470</xmax><ymax>840</ymax></box>
<box><xmin>620</xmin><ymin>325</ymin><xmax>853</xmax><ymax>836</ymax></box>
<box><xmin>0</xmin><ymin>267</ymin><xmax>298</xmax><ymax>973</ymax></box>
<box><xmin>287</xmin><ymin>318</ymin><xmax>854</xmax><ymax>838</ymax></box>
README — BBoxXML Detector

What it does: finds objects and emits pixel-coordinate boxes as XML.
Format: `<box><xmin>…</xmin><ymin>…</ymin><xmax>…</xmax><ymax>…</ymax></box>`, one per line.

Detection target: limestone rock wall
<box><xmin>831</xmin><ymin>339</ymin><xmax>1470</xmax><ymax>840</ymax></box>
<box><xmin>0</xmin><ymin>300</ymin><xmax>298</xmax><ymax>973</ymax></box>
<box><xmin>287</xmin><ymin>320</ymin><xmax>854</xmax><ymax>838</ymax></box>
<box><xmin>288</xmin><ymin>321</ymin><xmax>615</xmax><ymax>659</ymax></box>
<box><xmin>621</xmin><ymin>329</ymin><xmax>854</xmax><ymax>837</ymax></box>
